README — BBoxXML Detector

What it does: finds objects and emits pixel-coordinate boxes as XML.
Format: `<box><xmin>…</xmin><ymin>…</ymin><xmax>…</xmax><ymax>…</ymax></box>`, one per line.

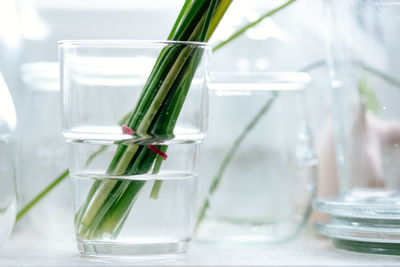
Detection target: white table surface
<box><xmin>1</xmin><ymin>227</ymin><xmax>400</xmax><ymax>266</ymax></box>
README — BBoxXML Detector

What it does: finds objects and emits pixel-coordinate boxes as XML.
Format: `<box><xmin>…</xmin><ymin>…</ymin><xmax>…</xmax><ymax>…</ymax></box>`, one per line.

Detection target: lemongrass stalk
<box><xmin>16</xmin><ymin>170</ymin><xmax>69</xmax><ymax>221</ymax></box>
<box><xmin>76</xmin><ymin>0</ymin><xmax>223</xmax><ymax>238</ymax></box>
<box><xmin>149</xmin><ymin>146</ymin><xmax>168</xmax><ymax>199</ymax></box>
<box><xmin>136</xmin><ymin>47</ymin><xmax>196</xmax><ymax>135</ymax></box>
<box><xmin>78</xmin><ymin>44</ymin><xmax>199</xmax><ymax>237</ymax></box>
<box><xmin>206</xmin><ymin>0</ymin><xmax>233</xmax><ymax>41</ymax></box>
<box><xmin>74</xmin><ymin>43</ymin><xmax>190</xmax><ymax>232</ymax></box>
<box><xmin>93</xmin><ymin>36</ymin><xmax>209</xmax><ymax>238</ymax></box>
<box><xmin>213</xmin><ymin>0</ymin><xmax>298</xmax><ymax>52</ymax></box>
<box><xmin>168</xmin><ymin>0</ymin><xmax>193</xmax><ymax>40</ymax></box>
<box><xmin>195</xmin><ymin>92</ymin><xmax>278</xmax><ymax>231</ymax></box>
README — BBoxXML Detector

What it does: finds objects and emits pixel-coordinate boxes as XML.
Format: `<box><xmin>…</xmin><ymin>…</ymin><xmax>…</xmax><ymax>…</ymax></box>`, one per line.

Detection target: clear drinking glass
<box><xmin>313</xmin><ymin>0</ymin><xmax>400</xmax><ymax>255</ymax></box>
<box><xmin>196</xmin><ymin>72</ymin><xmax>317</xmax><ymax>243</ymax></box>
<box><xmin>0</xmin><ymin>71</ymin><xmax>17</xmax><ymax>247</ymax></box>
<box><xmin>59</xmin><ymin>40</ymin><xmax>210</xmax><ymax>256</ymax></box>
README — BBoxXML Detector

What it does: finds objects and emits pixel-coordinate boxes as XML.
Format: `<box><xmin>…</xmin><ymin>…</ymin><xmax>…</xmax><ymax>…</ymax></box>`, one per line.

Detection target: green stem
<box><xmin>149</xmin><ymin>146</ymin><xmax>168</xmax><ymax>199</ymax></box>
<box><xmin>198</xmin><ymin>0</ymin><xmax>220</xmax><ymax>42</ymax></box>
<box><xmin>78</xmin><ymin>43</ymin><xmax>197</xmax><ymax>233</ymax></box>
<box><xmin>195</xmin><ymin>92</ymin><xmax>278</xmax><ymax>232</ymax></box>
<box><xmin>75</xmin><ymin>2</ymin><xmax>222</xmax><ymax>238</ymax></box>
<box><xmin>357</xmin><ymin>61</ymin><xmax>400</xmax><ymax>89</ymax></box>
<box><xmin>136</xmin><ymin>47</ymin><xmax>196</xmax><ymax>135</ymax></box>
<box><xmin>91</xmin><ymin>48</ymin><xmax>205</xmax><ymax>237</ymax></box>
<box><xmin>300</xmin><ymin>59</ymin><xmax>400</xmax><ymax>89</ymax></box>
<box><xmin>168</xmin><ymin>0</ymin><xmax>193</xmax><ymax>40</ymax></box>
<box><xmin>206</xmin><ymin>0</ymin><xmax>233</xmax><ymax>41</ymax></box>
<box><xmin>213</xmin><ymin>0</ymin><xmax>298</xmax><ymax>52</ymax></box>
<box><xmin>16</xmin><ymin>170</ymin><xmax>69</xmax><ymax>221</ymax></box>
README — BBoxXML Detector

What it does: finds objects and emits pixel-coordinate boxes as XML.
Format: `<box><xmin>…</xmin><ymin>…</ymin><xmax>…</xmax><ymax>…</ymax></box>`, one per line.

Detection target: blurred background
<box><xmin>0</xmin><ymin>0</ymin><xmax>331</xmax><ymax>244</ymax></box>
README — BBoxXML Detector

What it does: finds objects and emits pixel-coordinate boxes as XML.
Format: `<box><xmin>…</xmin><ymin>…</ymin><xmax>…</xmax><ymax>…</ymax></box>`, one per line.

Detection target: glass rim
<box><xmin>58</xmin><ymin>39</ymin><xmax>211</xmax><ymax>48</ymax></box>
<box><xmin>209</xmin><ymin>71</ymin><xmax>311</xmax><ymax>92</ymax></box>
<box><xmin>210</xmin><ymin>72</ymin><xmax>311</xmax><ymax>84</ymax></box>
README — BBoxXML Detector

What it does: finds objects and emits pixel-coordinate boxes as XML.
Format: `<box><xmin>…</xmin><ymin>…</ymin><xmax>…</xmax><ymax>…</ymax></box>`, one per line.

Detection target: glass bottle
<box><xmin>314</xmin><ymin>0</ymin><xmax>400</xmax><ymax>255</ymax></box>
<box><xmin>0</xmin><ymin>70</ymin><xmax>17</xmax><ymax>247</ymax></box>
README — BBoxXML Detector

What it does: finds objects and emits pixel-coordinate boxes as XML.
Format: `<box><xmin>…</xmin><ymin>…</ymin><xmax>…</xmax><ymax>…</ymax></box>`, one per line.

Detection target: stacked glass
<box><xmin>314</xmin><ymin>0</ymin><xmax>400</xmax><ymax>255</ymax></box>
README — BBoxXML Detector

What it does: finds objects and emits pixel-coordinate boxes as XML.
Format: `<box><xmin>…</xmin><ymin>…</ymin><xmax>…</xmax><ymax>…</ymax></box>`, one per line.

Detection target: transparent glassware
<box><xmin>0</xmin><ymin>71</ymin><xmax>17</xmax><ymax>247</ymax></box>
<box><xmin>59</xmin><ymin>40</ymin><xmax>211</xmax><ymax>256</ymax></box>
<box><xmin>313</xmin><ymin>0</ymin><xmax>400</xmax><ymax>255</ymax></box>
<box><xmin>18</xmin><ymin>62</ymin><xmax>73</xmax><ymax>240</ymax></box>
<box><xmin>196</xmin><ymin>72</ymin><xmax>317</xmax><ymax>243</ymax></box>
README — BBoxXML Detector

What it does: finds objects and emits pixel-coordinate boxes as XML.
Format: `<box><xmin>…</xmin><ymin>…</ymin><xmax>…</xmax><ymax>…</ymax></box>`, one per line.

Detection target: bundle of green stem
<box><xmin>75</xmin><ymin>0</ymin><xmax>232</xmax><ymax>239</ymax></box>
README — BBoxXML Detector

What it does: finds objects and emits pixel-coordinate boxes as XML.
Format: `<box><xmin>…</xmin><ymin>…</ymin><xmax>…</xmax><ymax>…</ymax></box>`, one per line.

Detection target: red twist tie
<box><xmin>122</xmin><ymin>125</ymin><xmax>168</xmax><ymax>160</ymax></box>
<box><xmin>121</xmin><ymin>125</ymin><xmax>136</xmax><ymax>135</ymax></box>
<box><xmin>148</xmin><ymin>145</ymin><xmax>168</xmax><ymax>160</ymax></box>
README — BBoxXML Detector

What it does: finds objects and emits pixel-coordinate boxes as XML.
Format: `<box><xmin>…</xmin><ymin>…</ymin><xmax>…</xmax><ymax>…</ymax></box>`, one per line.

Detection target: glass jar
<box><xmin>196</xmin><ymin>72</ymin><xmax>317</xmax><ymax>243</ymax></box>
<box><xmin>314</xmin><ymin>0</ymin><xmax>400</xmax><ymax>255</ymax></box>
<box><xmin>18</xmin><ymin>62</ymin><xmax>73</xmax><ymax>241</ymax></box>
<box><xmin>0</xmin><ymin>70</ymin><xmax>17</xmax><ymax>247</ymax></box>
<box><xmin>59</xmin><ymin>40</ymin><xmax>211</xmax><ymax>256</ymax></box>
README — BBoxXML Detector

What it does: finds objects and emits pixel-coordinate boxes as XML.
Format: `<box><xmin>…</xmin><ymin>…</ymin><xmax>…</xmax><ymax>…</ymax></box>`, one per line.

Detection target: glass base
<box><xmin>313</xmin><ymin>222</ymin><xmax>400</xmax><ymax>255</ymax></box>
<box><xmin>313</xmin><ymin>190</ymin><xmax>400</xmax><ymax>220</ymax></box>
<box><xmin>196</xmin><ymin>218</ymin><xmax>301</xmax><ymax>244</ymax></box>
<box><xmin>333</xmin><ymin>239</ymin><xmax>400</xmax><ymax>256</ymax></box>
<box><xmin>313</xmin><ymin>193</ymin><xmax>400</xmax><ymax>219</ymax></box>
<box><xmin>313</xmin><ymin>196</ymin><xmax>400</xmax><ymax>255</ymax></box>
<box><xmin>77</xmin><ymin>238</ymin><xmax>191</xmax><ymax>257</ymax></box>
<box><xmin>313</xmin><ymin>220</ymin><xmax>400</xmax><ymax>243</ymax></box>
